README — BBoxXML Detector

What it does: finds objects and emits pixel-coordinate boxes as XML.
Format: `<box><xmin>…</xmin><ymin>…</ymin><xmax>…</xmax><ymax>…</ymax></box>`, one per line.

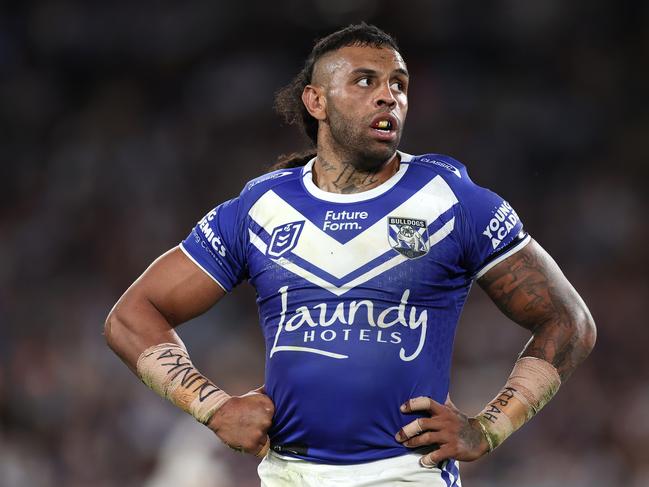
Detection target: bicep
<box><xmin>125</xmin><ymin>246</ymin><xmax>226</xmax><ymax>326</ymax></box>
<box><xmin>106</xmin><ymin>246</ymin><xmax>226</xmax><ymax>369</ymax></box>
<box><xmin>477</xmin><ymin>239</ymin><xmax>585</xmax><ymax>331</ymax></box>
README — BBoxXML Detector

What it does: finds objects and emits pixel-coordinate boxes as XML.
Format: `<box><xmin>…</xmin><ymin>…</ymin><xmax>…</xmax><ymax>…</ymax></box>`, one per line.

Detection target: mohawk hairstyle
<box><xmin>271</xmin><ymin>23</ymin><xmax>400</xmax><ymax>171</ymax></box>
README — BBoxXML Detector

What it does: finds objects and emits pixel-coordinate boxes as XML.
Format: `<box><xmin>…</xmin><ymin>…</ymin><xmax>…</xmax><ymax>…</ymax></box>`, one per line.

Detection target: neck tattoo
<box><xmin>315</xmin><ymin>156</ymin><xmax>393</xmax><ymax>194</ymax></box>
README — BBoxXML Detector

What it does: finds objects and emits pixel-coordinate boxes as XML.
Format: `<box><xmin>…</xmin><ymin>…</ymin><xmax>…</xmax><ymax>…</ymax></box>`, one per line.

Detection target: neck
<box><xmin>312</xmin><ymin>147</ymin><xmax>400</xmax><ymax>194</ymax></box>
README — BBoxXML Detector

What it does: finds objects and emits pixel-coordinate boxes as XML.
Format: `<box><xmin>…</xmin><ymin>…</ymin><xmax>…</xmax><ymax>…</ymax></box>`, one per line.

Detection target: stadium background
<box><xmin>1</xmin><ymin>1</ymin><xmax>647</xmax><ymax>486</ymax></box>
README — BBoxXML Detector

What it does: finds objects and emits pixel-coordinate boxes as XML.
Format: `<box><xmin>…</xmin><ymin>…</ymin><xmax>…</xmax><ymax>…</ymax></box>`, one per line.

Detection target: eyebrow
<box><xmin>350</xmin><ymin>67</ymin><xmax>410</xmax><ymax>78</ymax></box>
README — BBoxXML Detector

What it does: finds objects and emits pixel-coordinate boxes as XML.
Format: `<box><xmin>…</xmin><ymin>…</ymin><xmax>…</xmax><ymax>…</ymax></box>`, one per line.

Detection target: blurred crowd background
<box><xmin>1</xmin><ymin>1</ymin><xmax>647</xmax><ymax>486</ymax></box>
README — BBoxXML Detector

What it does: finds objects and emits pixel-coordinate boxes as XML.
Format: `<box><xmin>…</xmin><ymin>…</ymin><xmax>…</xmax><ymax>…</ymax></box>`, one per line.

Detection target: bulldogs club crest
<box><xmin>268</xmin><ymin>221</ymin><xmax>305</xmax><ymax>258</ymax></box>
<box><xmin>388</xmin><ymin>217</ymin><xmax>429</xmax><ymax>259</ymax></box>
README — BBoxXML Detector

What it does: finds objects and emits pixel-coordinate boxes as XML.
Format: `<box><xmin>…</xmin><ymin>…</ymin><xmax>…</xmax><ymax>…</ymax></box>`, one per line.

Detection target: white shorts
<box><xmin>258</xmin><ymin>450</ymin><xmax>461</xmax><ymax>487</ymax></box>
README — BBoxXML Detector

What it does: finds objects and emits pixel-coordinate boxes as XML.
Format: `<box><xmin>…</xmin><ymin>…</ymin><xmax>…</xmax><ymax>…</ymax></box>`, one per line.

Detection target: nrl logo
<box><xmin>388</xmin><ymin>217</ymin><xmax>429</xmax><ymax>259</ymax></box>
<box><xmin>267</xmin><ymin>221</ymin><xmax>304</xmax><ymax>258</ymax></box>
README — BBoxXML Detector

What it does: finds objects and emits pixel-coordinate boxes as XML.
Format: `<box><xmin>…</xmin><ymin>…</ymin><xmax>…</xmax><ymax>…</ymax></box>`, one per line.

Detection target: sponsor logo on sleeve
<box><xmin>482</xmin><ymin>201</ymin><xmax>520</xmax><ymax>249</ymax></box>
<box><xmin>246</xmin><ymin>171</ymin><xmax>293</xmax><ymax>190</ymax></box>
<box><xmin>197</xmin><ymin>210</ymin><xmax>227</xmax><ymax>257</ymax></box>
<box><xmin>418</xmin><ymin>157</ymin><xmax>462</xmax><ymax>178</ymax></box>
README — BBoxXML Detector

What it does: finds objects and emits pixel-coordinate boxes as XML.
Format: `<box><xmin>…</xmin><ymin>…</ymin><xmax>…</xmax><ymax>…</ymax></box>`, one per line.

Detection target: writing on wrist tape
<box><xmin>476</xmin><ymin>356</ymin><xmax>561</xmax><ymax>451</ymax></box>
<box><xmin>136</xmin><ymin>343</ymin><xmax>230</xmax><ymax>424</ymax></box>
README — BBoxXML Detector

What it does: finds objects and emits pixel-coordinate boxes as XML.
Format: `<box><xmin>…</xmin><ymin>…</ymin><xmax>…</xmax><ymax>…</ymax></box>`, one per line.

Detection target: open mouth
<box><xmin>369</xmin><ymin>114</ymin><xmax>398</xmax><ymax>141</ymax></box>
<box><xmin>371</xmin><ymin>119</ymin><xmax>394</xmax><ymax>132</ymax></box>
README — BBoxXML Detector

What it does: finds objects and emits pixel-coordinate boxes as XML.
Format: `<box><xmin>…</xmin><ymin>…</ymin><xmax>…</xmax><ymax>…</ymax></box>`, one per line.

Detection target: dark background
<box><xmin>1</xmin><ymin>1</ymin><xmax>648</xmax><ymax>486</ymax></box>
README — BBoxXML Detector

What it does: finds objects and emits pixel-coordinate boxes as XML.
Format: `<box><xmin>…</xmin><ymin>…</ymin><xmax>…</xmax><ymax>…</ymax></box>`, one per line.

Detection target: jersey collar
<box><xmin>301</xmin><ymin>151</ymin><xmax>413</xmax><ymax>203</ymax></box>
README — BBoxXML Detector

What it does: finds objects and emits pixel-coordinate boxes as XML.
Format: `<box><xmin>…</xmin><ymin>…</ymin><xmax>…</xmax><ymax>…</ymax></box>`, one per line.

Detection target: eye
<box><xmin>357</xmin><ymin>77</ymin><xmax>371</xmax><ymax>87</ymax></box>
<box><xmin>391</xmin><ymin>81</ymin><xmax>404</xmax><ymax>92</ymax></box>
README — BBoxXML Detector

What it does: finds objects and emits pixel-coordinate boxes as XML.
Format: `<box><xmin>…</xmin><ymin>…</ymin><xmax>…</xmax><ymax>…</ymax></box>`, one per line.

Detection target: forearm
<box><xmin>519</xmin><ymin>304</ymin><xmax>596</xmax><ymax>382</ymax></box>
<box><xmin>476</xmin><ymin>239</ymin><xmax>597</xmax><ymax>450</ymax></box>
<box><xmin>105</xmin><ymin>294</ymin><xmax>230</xmax><ymax>424</ymax></box>
<box><xmin>474</xmin><ymin>356</ymin><xmax>560</xmax><ymax>451</ymax></box>
<box><xmin>105</xmin><ymin>292</ymin><xmax>184</xmax><ymax>373</ymax></box>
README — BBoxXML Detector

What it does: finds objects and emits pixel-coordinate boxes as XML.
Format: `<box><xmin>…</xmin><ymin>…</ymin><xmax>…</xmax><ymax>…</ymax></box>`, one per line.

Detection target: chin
<box><xmin>354</xmin><ymin>143</ymin><xmax>399</xmax><ymax>171</ymax></box>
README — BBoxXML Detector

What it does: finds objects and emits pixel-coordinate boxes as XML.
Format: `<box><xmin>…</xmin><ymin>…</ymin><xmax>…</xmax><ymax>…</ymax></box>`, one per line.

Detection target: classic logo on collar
<box><xmin>267</xmin><ymin>221</ymin><xmax>305</xmax><ymax>257</ymax></box>
<box><xmin>388</xmin><ymin>217</ymin><xmax>429</xmax><ymax>259</ymax></box>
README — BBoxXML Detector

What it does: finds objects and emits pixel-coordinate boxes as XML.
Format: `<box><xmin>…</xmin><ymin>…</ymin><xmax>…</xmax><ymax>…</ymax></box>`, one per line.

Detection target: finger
<box><xmin>395</xmin><ymin>417</ymin><xmax>444</xmax><ymax>442</ymax></box>
<box><xmin>401</xmin><ymin>396</ymin><xmax>447</xmax><ymax>415</ymax></box>
<box><xmin>400</xmin><ymin>396</ymin><xmax>432</xmax><ymax>414</ymax></box>
<box><xmin>256</xmin><ymin>437</ymin><xmax>270</xmax><ymax>458</ymax></box>
<box><xmin>395</xmin><ymin>418</ymin><xmax>425</xmax><ymax>441</ymax></box>
<box><xmin>420</xmin><ymin>445</ymin><xmax>452</xmax><ymax>469</ymax></box>
<box><xmin>403</xmin><ymin>431</ymin><xmax>447</xmax><ymax>448</ymax></box>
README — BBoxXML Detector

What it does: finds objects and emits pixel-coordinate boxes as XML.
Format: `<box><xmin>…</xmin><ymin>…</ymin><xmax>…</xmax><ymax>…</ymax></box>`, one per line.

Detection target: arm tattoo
<box><xmin>478</xmin><ymin>240</ymin><xmax>595</xmax><ymax>381</ymax></box>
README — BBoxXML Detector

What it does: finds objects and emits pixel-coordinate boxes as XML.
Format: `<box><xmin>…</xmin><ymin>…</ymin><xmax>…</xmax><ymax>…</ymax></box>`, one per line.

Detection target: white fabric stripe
<box><xmin>248</xmin><ymin>176</ymin><xmax>458</xmax><ymax>280</ymax></box>
<box><xmin>269</xmin><ymin>345</ymin><xmax>348</xmax><ymax>359</ymax></box>
<box><xmin>178</xmin><ymin>243</ymin><xmax>228</xmax><ymax>292</ymax></box>
<box><xmin>248</xmin><ymin>228</ymin><xmax>268</xmax><ymax>254</ymax></box>
<box><xmin>300</xmin><ymin>150</ymin><xmax>414</xmax><ymax>203</ymax></box>
<box><xmin>249</xmin><ymin>218</ymin><xmax>455</xmax><ymax>296</ymax></box>
<box><xmin>474</xmin><ymin>234</ymin><xmax>532</xmax><ymax>279</ymax></box>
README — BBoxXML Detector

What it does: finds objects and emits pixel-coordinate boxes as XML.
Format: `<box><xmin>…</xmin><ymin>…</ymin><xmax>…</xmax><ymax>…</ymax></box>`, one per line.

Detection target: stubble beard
<box><xmin>325</xmin><ymin>103</ymin><xmax>402</xmax><ymax>173</ymax></box>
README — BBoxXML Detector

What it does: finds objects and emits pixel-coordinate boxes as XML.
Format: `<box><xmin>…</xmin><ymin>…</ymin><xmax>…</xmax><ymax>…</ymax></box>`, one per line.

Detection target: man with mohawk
<box><xmin>106</xmin><ymin>23</ymin><xmax>596</xmax><ymax>486</ymax></box>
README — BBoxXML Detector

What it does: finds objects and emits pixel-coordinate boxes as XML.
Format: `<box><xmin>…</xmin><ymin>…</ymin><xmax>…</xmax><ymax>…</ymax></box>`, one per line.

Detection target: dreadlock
<box><xmin>271</xmin><ymin>23</ymin><xmax>400</xmax><ymax>171</ymax></box>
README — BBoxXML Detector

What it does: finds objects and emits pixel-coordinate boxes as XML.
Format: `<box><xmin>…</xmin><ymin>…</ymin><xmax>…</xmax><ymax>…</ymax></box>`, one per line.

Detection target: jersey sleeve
<box><xmin>455</xmin><ymin>171</ymin><xmax>530</xmax><ymax>279</ymax></box>
<box><xmin>405</xmin><ymin>152</ymin><xmax>532</xmax><ymax>279</ymax></box>
<box><xmin>179</xmin><ymin>197</ymin><xmax>247</xmax><ymax>292</ymax></box>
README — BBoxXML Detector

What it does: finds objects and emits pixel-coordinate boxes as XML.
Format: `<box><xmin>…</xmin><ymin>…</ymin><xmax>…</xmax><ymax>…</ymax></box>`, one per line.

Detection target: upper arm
<box><xmin>107</xmin><ymin>195</ymin><xmax>249</xmax><ymax>366</ymax></box>
<box><xmin>105</xmin><ymin>246</ymin><xmax>226</xmax><ymax>369</ymax></box>
<box><xmin>122</xmin><ymin>246</ymin><xmax>226</xmax><ymax>326</ymax></box>
<box><xmin>477</xmin><ymin>239</ymin><xmax>596</xmax><ymax>378</ymax></box>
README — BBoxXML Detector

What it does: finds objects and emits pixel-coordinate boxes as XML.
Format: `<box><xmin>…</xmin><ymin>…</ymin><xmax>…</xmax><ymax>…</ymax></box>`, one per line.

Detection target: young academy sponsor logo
<box><xmin>482</xmin><ymin>201</ymin><xmax>520</xmax><ymax>249</ymax></box>
<box><xmin>269</xmin><ymin>286</ymin><xmax>428</xmax><ymax>362</ymax></box>
<box><xmin>388</xmin><ymin>217</ymin><xmax>429</xmax><ymax>258</ymax></box>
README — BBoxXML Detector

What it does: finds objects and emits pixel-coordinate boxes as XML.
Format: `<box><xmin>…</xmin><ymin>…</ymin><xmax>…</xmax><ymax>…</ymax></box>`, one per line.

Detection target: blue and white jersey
<box><xmin>180</xmin><ymin>152</ymin><xmax>529</xmax><ymax>465</ymax></box>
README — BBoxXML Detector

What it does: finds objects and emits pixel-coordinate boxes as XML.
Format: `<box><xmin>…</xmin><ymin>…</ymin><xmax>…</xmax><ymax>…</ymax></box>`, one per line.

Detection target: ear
<box><xmin>302</xmin><ymin>85</ymin><xmax>327</xmax><ymax>121</ymax></box>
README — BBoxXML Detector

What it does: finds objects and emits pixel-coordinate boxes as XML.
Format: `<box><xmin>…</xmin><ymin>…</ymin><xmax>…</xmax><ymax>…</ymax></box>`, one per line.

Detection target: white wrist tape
<box><xmin>136</xmin><ymin>343</ymin><xmax>230</xmax><ymax>424</ymax></box>
<box><xmin>476</xmin><ymin>356</ymin><xmax>561</xmax><ymax>451</ymax></box>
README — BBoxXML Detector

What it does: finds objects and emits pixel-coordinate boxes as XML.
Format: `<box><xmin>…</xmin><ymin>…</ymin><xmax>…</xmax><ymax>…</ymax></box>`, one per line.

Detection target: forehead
<box><xmin>314</xmin><ymin>45</ymin><xmax>407</xmax><ymax>82</ymax></box>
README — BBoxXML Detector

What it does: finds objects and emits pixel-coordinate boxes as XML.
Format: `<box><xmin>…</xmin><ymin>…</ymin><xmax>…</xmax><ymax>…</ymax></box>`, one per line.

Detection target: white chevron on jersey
<box><xmin>250</xmin><ymin>218</ymin><xmax>455</xmax><ymax>296</ymax></box>
<box><xmin>247</xmin><ymin>175</ymin><xmax>458</xmax><ymax>296</ymax></box>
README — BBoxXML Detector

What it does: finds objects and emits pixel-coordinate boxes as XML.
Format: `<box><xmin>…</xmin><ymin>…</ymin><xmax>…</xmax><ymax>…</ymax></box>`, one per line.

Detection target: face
<box><xmin>307</xmin><ymin>45</ymin><xmax>409</xmax><ymax>170</ymax></box>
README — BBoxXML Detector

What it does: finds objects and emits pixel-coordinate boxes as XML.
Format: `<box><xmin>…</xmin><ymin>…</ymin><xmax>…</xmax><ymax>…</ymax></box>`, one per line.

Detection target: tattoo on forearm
<box><xmin>150</xmin><ymin>347</ymin><xmax>220</xmax><ymax>402</ymax></box>
<box><xmin>479</xmin><ymin>242</ymin><xmax>594</xmax><ymax>381</ymax></box>
<box><xmin>481</xmin><ymin>387</ymin><xmax>516</xmax><ymax>423</ymax></box>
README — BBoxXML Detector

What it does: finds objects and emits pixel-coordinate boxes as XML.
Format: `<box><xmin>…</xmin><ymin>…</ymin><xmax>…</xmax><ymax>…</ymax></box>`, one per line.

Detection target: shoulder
<box><xmin>232</xmin><ymin>166</ymin><xmax>304</xmax><ymax>209</ymax></box>
<box><xmin>242</xmin><ymin>166</ymin><xmax>303</xmax><ymax>195</ymax></box>
<box><xmin>406</xmin><ymin>152</ymin><xmax>503</xmax><ymax>199</ymax></box>
<box><xmin>405</xmin><ymin>152</ymin><xmax>468</xmax><ymax>183</ymax></box>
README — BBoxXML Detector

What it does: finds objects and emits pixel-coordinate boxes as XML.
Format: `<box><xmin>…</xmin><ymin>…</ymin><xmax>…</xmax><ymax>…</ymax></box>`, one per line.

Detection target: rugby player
<box><xmin>105</xmin><ymin>23</ymin><xmax>596</xmax><ymax>486</ymax></box>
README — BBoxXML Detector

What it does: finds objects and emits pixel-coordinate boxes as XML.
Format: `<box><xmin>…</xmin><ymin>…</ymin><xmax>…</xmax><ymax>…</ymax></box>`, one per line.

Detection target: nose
<box><xmin>375</xmin><ymin>82</ymin><xmax>397</xmax><ymax>108</ymax></box>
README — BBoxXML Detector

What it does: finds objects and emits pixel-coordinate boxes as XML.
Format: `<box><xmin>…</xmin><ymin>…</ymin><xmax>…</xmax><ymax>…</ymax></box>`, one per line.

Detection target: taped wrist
<box><xmin>136</xmin><ymin>343</ymin><xmax>230</xmax><ymax>424</ymax></box>
<box><xmin>475</xmin><ymin>356</ymin><xmax>561</xmax><ymax>451</ymax></box>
